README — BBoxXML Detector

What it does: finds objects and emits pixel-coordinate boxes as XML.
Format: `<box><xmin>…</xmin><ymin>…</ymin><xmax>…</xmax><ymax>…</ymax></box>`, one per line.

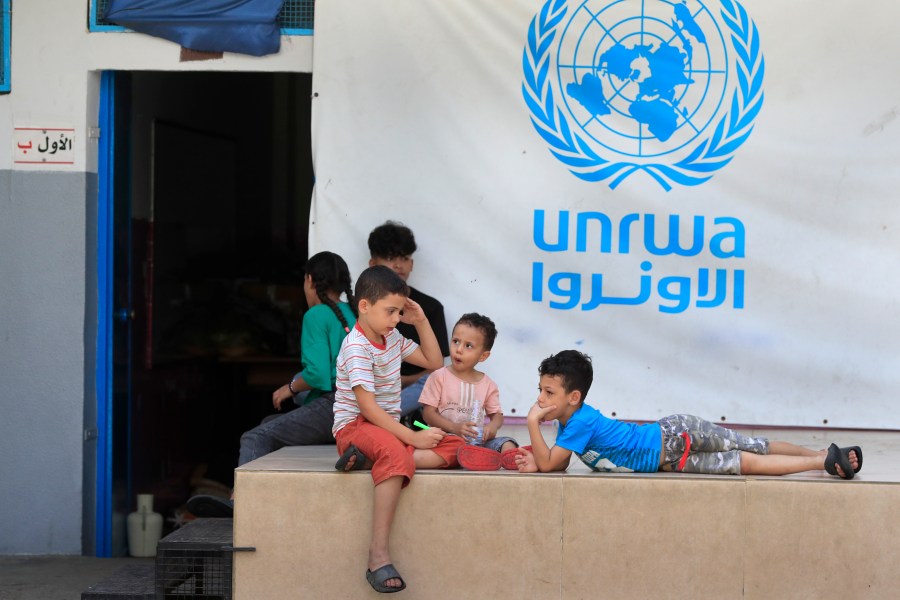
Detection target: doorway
<box><xmin>101</xmin><ymin>70</ymin><xmax>313</xmax><ymax>555</ymax></box>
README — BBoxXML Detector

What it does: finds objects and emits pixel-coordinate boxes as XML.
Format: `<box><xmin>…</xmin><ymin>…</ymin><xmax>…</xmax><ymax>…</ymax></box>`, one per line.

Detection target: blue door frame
<box><xmin>95</xmin><ymin>71</ymin><xmax>116</xmax><ymax>556</ymax></box>
<box><xmin>96</xmin><ymin>70</ymin><xmax>136</xmax><ymax>556</ymax></box>
<box><xmin>95</xmin><ymin>70</ymin><xmax>116</xmax><ymax>557</ymax></box>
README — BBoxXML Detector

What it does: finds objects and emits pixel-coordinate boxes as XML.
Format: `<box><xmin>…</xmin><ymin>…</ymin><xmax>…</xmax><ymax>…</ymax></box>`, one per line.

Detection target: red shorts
<box><xmin>335</xmin><ymin>416</ymin><xmax>464</xmax><ymax>487</ymax></box>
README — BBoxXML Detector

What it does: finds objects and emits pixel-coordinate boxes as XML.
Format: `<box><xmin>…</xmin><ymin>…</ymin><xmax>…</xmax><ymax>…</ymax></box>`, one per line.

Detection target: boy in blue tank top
<box><xmin>513</xmin><ymin>350</ymin><xmax>862</xmax><ymax>480</ymax></box>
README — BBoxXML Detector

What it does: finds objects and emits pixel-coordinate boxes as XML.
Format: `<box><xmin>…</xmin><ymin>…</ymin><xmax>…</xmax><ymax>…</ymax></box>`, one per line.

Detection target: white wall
<box><xmin>0</xmin><ymin>0</ymin><xmax>313</xmax><ymax>173</ymax></box>
<box><xmin>0</xmin><ymin>0</ymin><xmax>313</xmax><ymax>554</ymax></box>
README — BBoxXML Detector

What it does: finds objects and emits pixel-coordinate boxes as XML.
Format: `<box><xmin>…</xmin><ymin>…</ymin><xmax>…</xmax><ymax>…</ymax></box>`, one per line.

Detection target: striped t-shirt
<box><xmin>332</xmin><ymin>323</ymin><xmax>418</xmax><ymax>436</ymax></box>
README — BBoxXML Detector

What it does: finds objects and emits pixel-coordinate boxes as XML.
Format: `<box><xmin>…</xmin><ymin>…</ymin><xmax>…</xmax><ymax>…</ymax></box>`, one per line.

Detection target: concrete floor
<box><xmin>0</xmin><ymin>556</ymin><xmax>152</xmax><ymax>600</ymax></box>
<box><xmin>1</xmin><ymin>424</ymin><xmax>895</xmax><ymax>599</ymax></box>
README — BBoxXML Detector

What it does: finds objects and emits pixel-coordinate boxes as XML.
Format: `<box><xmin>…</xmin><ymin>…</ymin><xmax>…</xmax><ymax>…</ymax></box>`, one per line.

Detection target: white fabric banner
<box><xmin>310</xmin><ymin>0</ymin><xmax>900</xmax><ymax>428</ymax></box>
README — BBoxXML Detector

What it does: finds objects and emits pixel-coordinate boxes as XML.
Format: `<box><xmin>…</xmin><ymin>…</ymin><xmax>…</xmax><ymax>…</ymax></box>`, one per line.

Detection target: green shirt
<box><xmin>299</xmin><ymin>302</ymin><xmax>356</xmax><ymax>402</ymax></box>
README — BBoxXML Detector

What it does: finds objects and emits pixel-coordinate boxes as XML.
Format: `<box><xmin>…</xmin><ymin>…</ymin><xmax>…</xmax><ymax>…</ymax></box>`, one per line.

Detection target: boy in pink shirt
<box><xmin>419</xmin><ymin>313</ymin><xmax>518</xmax><ymax>470</ymax></box>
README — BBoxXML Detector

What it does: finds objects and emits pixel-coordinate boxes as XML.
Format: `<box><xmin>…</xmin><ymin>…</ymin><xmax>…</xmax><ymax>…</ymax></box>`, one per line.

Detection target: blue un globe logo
<box><xmin>558</xmin><ymin>0</ymin><xmax>728</xmax><ymax>157</ymax></box>
<box><xmin>523</xmin><ymin>0</ymin><xmax>763</xmax><ymax>189</ymax></box>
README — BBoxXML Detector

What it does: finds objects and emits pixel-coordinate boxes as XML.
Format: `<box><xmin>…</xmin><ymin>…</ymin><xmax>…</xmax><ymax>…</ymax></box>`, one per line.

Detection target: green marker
<box><xmin>413</xmin><ymin>420</ymin><xmax>430</xmax><ymax>430</ymax></box>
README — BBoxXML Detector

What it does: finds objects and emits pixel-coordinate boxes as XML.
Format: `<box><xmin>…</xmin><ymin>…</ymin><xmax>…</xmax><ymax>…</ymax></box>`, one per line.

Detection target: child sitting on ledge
<box><xmin>419</xmin><ymin>312</ymin><xmax>518</xmax><ymax>471</ymax></box>
<box><xmin>332</xmin><ymin>265</ymin><xmax>465</xmax><ymax>593</ymax></box>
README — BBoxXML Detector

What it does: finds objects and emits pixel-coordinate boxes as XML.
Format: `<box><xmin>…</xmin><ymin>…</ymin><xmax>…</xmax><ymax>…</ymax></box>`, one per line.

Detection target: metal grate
<box><xmin>278</xmin><ymin>0</ymin><xmax>315</xmax><ymax>33</ymax></box>
<box><xmin>90</xmin><ymin>0</ymin><xmax>118</xmax><ymax>31</ymax></box>
<box><xmin>91</xmin><ymin>0</ymin><xmax>314</xmax><ymax>35</ymax></box>
<box><xmin>94</xmin><ymin>0</ymin><xmax>110</xmax><ymax>24</ymax></box>
<box><xmin>155</xmin><ymin>519</ymin><xmax>234</xmax><ymax>600</ymax></box>
<box><xmin>1</xmin><ymin>0</ymin><xmax>9</xmax><ymax>92</ymax></box>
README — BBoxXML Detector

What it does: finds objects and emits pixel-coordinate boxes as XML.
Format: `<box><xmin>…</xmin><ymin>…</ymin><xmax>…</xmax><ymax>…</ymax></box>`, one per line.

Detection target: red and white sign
<box><xmin>14</xmin><ymin>127</ymin><xmax>75</xmax><ymax>165</ymax></box>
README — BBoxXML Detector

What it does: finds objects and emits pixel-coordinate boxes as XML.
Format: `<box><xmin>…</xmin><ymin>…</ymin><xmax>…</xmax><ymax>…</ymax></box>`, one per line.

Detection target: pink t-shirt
<box><xmin>418</xmin><ymin>366</ymin><xmax>501</xmax><ymax>424</ymax></box>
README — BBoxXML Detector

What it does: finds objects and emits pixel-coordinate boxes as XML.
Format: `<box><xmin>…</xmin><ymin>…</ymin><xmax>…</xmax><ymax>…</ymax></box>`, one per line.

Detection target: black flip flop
<box><xmin>366</xmin><ymin>563</ymin><xmax>406</xmax><ymax>593</ymax></box>
<box><xmin>335</xmin><ymin>445</ymin><xmax>368</xmax><ymax>471</ymax></box>
<box><xmin>186</xmin><ymin>494</ymin><xmax>234</xmax><ymax>518</ymax></box>
<box><xmin>824</xmin><ymin>443</ymin><xmax>855</xmax><ymax>480</ymax></box>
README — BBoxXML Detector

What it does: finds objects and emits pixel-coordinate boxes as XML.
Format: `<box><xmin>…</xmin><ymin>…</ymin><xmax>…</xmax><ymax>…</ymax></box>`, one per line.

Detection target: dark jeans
<box><xmin>238</xmin><ymin>393</ymin><xmax>336</xmax><ymax>466</ymax></box>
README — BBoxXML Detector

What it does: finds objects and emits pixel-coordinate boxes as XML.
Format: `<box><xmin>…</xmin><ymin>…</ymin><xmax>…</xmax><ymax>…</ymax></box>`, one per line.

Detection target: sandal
<box><xmin>335</xmin><ymin>445</ymin><xmax>368</xmax><ymax>471</ymax></box>
<box><xmin>366</xmin><ymin>563</ymin><xmax>406</xmax><ymax>593</ymax></box>
<box><xmin>824</xmin><ymin>443</ymin><xmax>855</xmax><ymax>480</ymax></box>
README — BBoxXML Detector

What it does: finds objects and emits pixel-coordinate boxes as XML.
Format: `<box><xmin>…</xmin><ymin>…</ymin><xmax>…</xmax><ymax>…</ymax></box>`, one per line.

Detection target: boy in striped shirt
<box><xmin>332</xmin><ymin>265</ymin><xmax>464</xmax><ymax>594</ymax></box>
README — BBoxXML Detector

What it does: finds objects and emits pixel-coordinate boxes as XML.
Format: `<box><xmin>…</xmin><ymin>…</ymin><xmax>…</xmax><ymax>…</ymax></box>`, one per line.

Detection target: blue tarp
<box><xmin>104</xmin><ymin>0</ymin><xmax>284</xmax><ymax>57</ymax></box>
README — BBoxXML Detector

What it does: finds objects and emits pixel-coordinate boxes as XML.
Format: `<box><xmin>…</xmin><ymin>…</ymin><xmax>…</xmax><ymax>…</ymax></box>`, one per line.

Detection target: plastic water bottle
<box><xmin>468</xmin><ymin>397</ymin><xmax>484</xmax><ymax>446</ymax></box>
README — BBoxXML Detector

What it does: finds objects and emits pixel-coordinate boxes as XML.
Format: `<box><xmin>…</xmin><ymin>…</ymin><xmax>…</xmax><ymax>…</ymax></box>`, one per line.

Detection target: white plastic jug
<box><xmin>127</xmin><ymin>493</ymin><xmax>163</xmax><ymax>557</ymax></box>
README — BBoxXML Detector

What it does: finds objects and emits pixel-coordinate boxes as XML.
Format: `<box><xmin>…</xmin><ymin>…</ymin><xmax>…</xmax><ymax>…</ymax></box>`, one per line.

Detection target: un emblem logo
<box><xmin>523</xmin><ymin>0</ymin><xmax>764</xmax><ymax>190</ymax></box>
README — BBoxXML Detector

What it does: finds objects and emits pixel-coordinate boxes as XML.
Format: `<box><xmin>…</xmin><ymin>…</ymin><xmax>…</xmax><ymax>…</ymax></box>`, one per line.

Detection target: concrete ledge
<box><xmin>233</xmin><ymin>445</ymin><xmax>900</xmax><ymax>599</ymax></box>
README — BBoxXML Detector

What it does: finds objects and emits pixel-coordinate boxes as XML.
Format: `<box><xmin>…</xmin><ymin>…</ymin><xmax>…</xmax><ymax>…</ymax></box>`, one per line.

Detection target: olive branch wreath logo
<box><xmin>522</xmin><ymin>0</ymin><xmax>764</xmax><ymax>191</ymax></box>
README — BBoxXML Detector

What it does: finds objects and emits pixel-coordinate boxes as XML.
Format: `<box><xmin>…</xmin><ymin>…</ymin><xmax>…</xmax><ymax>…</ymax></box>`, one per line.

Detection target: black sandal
<box><xmin>366</xmin><ymin>563</ymin><xmax>406</xmax><ymax>593</ymax></box>
<box><xmin>335</xmin><ymin>445</ymin><xmax>368</xmax><ymax>471</ymax></box>
<box><xmin>824</xmin><ymin>443</ymin><xmax>855</xmax><ymax>480</ymax></box>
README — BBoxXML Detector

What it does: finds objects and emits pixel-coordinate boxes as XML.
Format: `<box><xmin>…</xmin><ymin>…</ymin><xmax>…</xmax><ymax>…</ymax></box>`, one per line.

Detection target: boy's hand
<box><xmin>515</xmin><ymin>447</ymin><xmax>538</xmax><ymax>473</ymax></box>
<box><xmin>482</xmin><ymin>421</ymin><xmax>499</xmax><ymax>442</ymax></box>
<box><xmin>272</xmin><ymin>384</ymin><xmax>293</xmax><ymax>410</ymax></box>
<box><xmin>528</xmin><ymin>401</ymin><xmax>556</xmax><ymax>423</ymax></box>
<box><xmin>457</xmin><ymin>420</ymin><xmax>479</xmax><ymax>440</ymax></box>
<box><xmin>411</xmin><ymin>427</ymin><xmax>446</xmax><ymax>449</ymax></box>
<box><xmin>399</xmin><ymin>298</ymin><xmax>427</xmax><ymax>325</ymax></box>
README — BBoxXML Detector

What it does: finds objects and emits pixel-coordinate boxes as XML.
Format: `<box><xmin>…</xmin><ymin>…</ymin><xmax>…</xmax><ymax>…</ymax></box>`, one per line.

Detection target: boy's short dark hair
<box><xmin>539</xmin><ymin>350</ymin><xmax>593</xmax><ymax>402</ymax></box>
<box><xmin>355</xmin><ymin>265</ymin><xmax>410</xmax><ymax>304</ymax></box>
<box><xmin>368</xmin><ymin>221</ymin><xmax>417</xmax><ymax>259</ymax></box>
<box><xmin>454</xmin><ymin>313</ymin><xmax>498</xmax><ymax>350</ymax></box>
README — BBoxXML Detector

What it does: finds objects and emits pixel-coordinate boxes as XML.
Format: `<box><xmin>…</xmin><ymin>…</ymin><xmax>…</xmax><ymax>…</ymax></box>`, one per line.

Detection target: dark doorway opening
<box><xmin>110</xmin><ymin>71</ymin><xmax>313</xmax><ymax>551</ymax></box>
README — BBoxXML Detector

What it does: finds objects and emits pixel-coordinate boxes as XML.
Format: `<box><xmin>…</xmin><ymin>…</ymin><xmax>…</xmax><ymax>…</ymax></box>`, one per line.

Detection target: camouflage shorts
<box><xmin>658</xmin><ymin>414</ymin><xmax>769</xmax><ymax>475</ymax></box>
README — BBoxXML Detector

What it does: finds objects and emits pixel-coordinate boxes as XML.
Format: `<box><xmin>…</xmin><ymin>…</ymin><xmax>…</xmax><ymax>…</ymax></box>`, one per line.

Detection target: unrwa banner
<box><xmin>309</xmin><ymin>0</ymin><xmax>900</xmax><ymax>428</ymax></box>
